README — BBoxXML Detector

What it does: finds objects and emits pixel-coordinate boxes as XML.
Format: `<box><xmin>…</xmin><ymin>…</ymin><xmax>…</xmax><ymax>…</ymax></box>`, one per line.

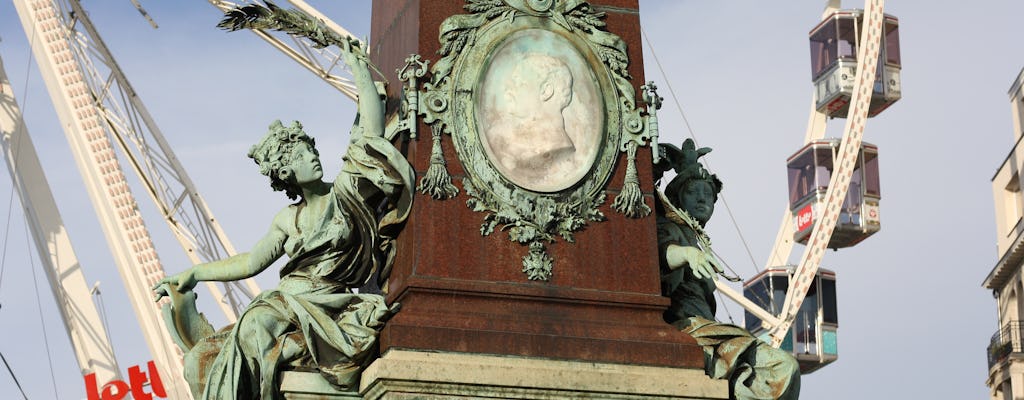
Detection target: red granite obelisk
<box><xmin>370</xmin><ymin>0</ymin><xmax>703</xmax><ymax>369</ymax></box>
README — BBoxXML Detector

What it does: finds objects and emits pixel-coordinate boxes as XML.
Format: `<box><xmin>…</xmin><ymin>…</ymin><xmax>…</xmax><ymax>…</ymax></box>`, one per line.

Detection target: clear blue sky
<box><xmin>0</xmin><ymin>1</ymin><xmax>1019</xmax><ymax>399</ymax></box>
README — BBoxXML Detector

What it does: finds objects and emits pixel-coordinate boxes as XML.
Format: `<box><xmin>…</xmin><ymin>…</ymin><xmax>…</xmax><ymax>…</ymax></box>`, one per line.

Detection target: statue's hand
<box><xmin>152</xmin><ymin>269</ymin><xmax>198</xmax><ymax>302</ymax></box>
<box><xmin>665</xmin><ymin>245</ymin><xmax>721</xmax><ymax>280</ymax></box>
<box><xmin>340</xmin><ymin>37</ymin><xmax>368</xmax><ymax>72</ymax></box>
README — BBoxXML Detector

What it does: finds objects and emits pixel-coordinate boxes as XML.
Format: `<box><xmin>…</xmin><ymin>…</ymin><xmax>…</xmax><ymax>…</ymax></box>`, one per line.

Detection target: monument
<box><xmin>365</xmin><ymin>1</ymin><xmax>726</xmax><ymax>398</ymax></box>
<box><xmin>149</xmin><ymin>0</ymin><xmax>805</xmax><ymax>398</ymax></box>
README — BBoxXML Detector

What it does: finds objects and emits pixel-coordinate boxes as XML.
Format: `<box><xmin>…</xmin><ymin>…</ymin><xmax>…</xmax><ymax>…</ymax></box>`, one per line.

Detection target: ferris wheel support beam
<box><xmin>13</xmin><ymin>0</ymin><xmax>195</xmax><ymax>397</ymax></box>
<box><xmin>768</xmin><ymin>0</ymin><xmax>886</xmax><ymax>347</ymax></box>
<box><xmin>763</xmin><ymin>0</ymin><xmax>842</xmax><ymax>272</ymax></box>
<box><xmin>207</xmin><ymin>0</ymin><xmax>362</xmax><ymax>101</ymax></box>
<box><xmin>286</xmin><ymin>0</ymin><xmax>357</xmax><ymax>41</ymax></box>
<box><xmin>0</xmin><ymin>53</ymin><xmax>120</xmax><ymax>389</ymax></box>
<box><xmin>714</xmin><ymin>281</ymin><xmax>782</xmax><ymax>328</ymax></box>
<box><xmin>63</xmin><ymin>0</ymin><xmax>260</xmax><ymax>321</ymax></box>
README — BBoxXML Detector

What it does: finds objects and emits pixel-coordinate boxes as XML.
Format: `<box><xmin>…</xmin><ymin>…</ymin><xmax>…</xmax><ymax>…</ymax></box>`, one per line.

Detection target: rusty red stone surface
<box><xmin>371</xmin><ymin>0</ymin><xmax>702</xmax><ymax>369</ymax></box>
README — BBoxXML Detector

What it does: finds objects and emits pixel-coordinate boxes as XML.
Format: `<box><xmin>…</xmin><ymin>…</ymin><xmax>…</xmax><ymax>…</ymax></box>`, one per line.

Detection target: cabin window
<box><xmin>795</xmin><ymin>283</ymin><xmax>819</xmax><ymax>355</ymax></box>
<box><xmin>744</xmin><ymin>282</ymin><xmax>769</xmax><ymax>332</ymax></box>
<box><xmin>744</xmin><ymin>276</ymin><xmax>788</xmax><ymax>333</ymax></box>
<box><xmin>864</xmin><ymin>150</ymin><xmax>880</xmax><ymax>197</ymax></box>
<box><xmin>822</xmin><ymin>278</ymin><xmax>838</xmax><ymax>324</ymax></box>
<box><xmin>841</xmin><ymin>164</ymin><xmax>863</xmax><ymax>223</ymax></box>
<box><xmin>814</xmin><ymin>147</ymin><xmax>834</xmax><ymax>192</ymax></box>
<box><xmin>836</xmin><ymin>17</ymin><xmax>858</xmax><ymax>61</ymax></box>
<box><xmin>788</xmin><ymin>150</ymin><xmax>817</xmax><ymax>208</ymax></box>
<box><xmin>884</xmin><ymin>22</ymin><xmax>901</xmax><ymax>66</ymax></box>
<box><xmin>809</xmin><ymin>21</ymin><xmax>838</xmax><ymax>79</ymax></box>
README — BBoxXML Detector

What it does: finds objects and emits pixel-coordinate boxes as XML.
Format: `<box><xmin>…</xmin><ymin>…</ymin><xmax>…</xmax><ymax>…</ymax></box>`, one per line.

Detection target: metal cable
<box><xmin>0</xmin><ymin>350</ymin><xmax>29</xmax><ymax>399</ymax></box>
<box><xmin>711</xmin><ymin>246</ymin><xmax>744</xmax><ymax>279</ymax></box>
<box><xmin>712</xmin><ymin>247</ymin><xmax>772</xmax><ymax>309</ymax></box>
<box><xmin>0</xmin><ymin>1</ymin><xmax>39</xmax><ymax>297</ymax></box>
<box><xmin>0</xmin><ymin>189</ymin><xmax>15</xmax><ymax>294</ymax></box>
<box><xmin>93</xmin><ymin>286</ymin><xmax>119</xmax><ymax>367</ymax></box>
<box><xmin>27</xmin><ymin>219</ymin><xmax>60</xmax><ymax>399</ymax></box>
<box><xmin>716</xmin><ymin>291</ymin><xmax>735</xmax><ymax>324</ymax></box>
<box><xmin>717</xmin><ymin>196</ymin><xmax>761</xmax><ymax>273</ymax></box>
<box><xmin>639</xmin><ymin>24</ymin><xmax>761</xmax><ymax>277</ymax></box>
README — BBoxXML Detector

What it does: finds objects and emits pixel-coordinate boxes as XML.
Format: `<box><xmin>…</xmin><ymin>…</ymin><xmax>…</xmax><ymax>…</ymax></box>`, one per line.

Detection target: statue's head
<box><xmin>248</xmin><ymin>120</ymin><xmax>320</xmax><ymax>200</ymax></box>
<box><xmin>661</xmin><ymin>139</ymin><xmax>722</xmax><ymax>225</ymax></box>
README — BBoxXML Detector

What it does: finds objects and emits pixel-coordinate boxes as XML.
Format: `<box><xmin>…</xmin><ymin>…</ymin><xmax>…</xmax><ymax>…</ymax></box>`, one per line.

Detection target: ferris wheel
<box><xmin>641</xmin><ymin>0</ymin><xmax>899</xmax><ymax>373</ymax></box>
<box><xmin>728</xmin><ymin>0</ymin><xmax>901</xmax><ymax>373</ymax></box>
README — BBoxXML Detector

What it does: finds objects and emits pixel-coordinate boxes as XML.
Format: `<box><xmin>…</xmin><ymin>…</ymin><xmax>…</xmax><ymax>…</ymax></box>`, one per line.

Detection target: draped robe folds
<box><xmin>184</xmin><ymin>135</ymin><xmax>414</xmax><ymax>399</ymax></box>
<box><xmin>658</xmin><ymin>213</ymin><xmax>801</xmax><ymax>400</ymax></box>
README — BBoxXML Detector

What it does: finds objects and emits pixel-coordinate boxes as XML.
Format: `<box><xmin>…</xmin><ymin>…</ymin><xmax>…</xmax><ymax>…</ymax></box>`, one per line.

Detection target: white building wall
<box><xmin>988</xmin><ymin>67</ymin><xmax>1024</xmax><ymax>400</ymax></box>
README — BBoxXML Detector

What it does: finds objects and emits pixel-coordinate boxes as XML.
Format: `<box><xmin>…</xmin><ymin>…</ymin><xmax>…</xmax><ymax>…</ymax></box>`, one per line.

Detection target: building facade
<box><xmin>986</xmin><ymin>67</ymin><xmax>1024</xmax><ymax>400</ymax></box>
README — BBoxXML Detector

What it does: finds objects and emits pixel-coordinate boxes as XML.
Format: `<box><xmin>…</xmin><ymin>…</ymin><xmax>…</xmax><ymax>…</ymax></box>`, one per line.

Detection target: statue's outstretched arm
<box><xmin>342</xmin><ymin>39</ymin><xmax>384</xmax><ymax>140</ymax></box>
<box><xmin>154</xmin><ymin>214</ymin><xmax>287</xmax><ymax>299</ymax></box>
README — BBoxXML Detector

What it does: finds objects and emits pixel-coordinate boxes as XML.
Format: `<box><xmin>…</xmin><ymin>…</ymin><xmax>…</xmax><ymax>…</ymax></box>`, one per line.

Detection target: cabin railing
<box><xmin>989</xmin><ymin>321</ymin><xmax>1024</xmax><ymax>369</ymax></box>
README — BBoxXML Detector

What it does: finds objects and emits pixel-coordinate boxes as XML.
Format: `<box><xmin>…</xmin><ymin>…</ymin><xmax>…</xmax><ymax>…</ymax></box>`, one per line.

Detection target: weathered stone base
<box><xmin>280</xmin><ymin>370</ymin><xmax>363</xmax><ymax>399</ymax></box>
<box><xmin>281</xmin><ymin>350</ymin><xmax>728</xmax><ymax>399</ymax></box>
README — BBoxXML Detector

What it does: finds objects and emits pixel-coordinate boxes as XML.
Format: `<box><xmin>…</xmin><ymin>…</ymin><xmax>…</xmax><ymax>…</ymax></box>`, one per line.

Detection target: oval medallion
<box><xmin>475</xmin><ymin>29</ymin><xmax>603</xmax><ymax>192</ymax></box>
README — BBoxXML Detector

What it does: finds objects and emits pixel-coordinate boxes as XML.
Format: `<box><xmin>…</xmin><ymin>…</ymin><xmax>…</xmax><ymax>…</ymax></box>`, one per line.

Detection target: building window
<box><xmin>1004</xmin><ymin>286</ymin><xmax>1021</xmax><ymax>324</ymax></box>
<box><xmin>1005</xmin><ymin>174</ymin><xmax>1023</xmax><ymax>235</ymax></box>
<box><xmin>1018</xmin><ymin>96</ymin><xmax>1024</xmax><ymax>138</ymax></box>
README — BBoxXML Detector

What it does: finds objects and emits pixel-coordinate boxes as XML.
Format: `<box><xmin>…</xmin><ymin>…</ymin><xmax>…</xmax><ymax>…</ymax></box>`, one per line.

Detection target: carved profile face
<box><xmin>285</xmin><ymin>142</ymin><xmax>324</xmax><ymax>186</ymax></box>
<box><xmin>682</xmin><ymin>179</ymin><xmax>716</xmax><ymax>225</ymax></box>
<box><xmin>476</xmin><ymin>29</ymin><xmax>602</xmax><ymax>192</ymax></box>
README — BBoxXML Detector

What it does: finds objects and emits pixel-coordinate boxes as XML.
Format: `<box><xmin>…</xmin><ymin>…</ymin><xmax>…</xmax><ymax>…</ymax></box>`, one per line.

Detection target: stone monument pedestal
<box><xmin>280</xmin><ymin>371</ymin><xmax>363</xmax><ymax>400</ymax></box>
<box><xmin>281</xmin><ymin>350</ymin><xmax>729</xmax><ymax>399</ymax></box>
<box><xmin>352</xmin><ymin>2</ymin><xmax>715</xmax><ymax>399</ymax></box>
<box><xmin>372</xmin><ymin>0</ymin><xmax>705</xmax><ymax>372</ymax></box>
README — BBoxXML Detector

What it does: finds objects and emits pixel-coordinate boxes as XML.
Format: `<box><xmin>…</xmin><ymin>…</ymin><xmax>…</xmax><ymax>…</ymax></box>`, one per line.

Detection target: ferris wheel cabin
<box><xmin>809</xmin><ymin>10</ymin><xmax>901</xmax><ymax>118</ymax></box>
<box><xmin>787</xmin><ymin>139</ymin><xmax>880</xmax><ymax>249</ymax></box>
<box><xmin>744</xmin><ymin>267</ymin><xmax>838</xmax><ymax>374</ymax></box>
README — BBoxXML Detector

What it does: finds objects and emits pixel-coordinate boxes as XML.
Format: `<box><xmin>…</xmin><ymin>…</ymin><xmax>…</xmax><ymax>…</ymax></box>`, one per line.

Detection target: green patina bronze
<box><xmin>211</xmin><ymin>0</ymin><xmax>659</xmax><ymax>282</ymax></box>
<box><xmin>408</xmin><ymin>0</ymin><xmax>660</xmax><ymax>280</ymax></box>
<box><xmin>153</xmin><ymin>8</ymin><xmax>413</xmax><ymax>399</ymax></box>
<box><xmin>656</xmin><ymin>139</ymin><xmax>801</xmax><ymax>400</ymax></box>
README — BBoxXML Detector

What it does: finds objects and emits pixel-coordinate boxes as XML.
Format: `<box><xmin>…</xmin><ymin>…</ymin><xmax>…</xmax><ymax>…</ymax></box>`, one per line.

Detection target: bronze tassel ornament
<box><xmin>419</xmin><ymin>123</ymin><xmax>458</xmax><ymax>199</ymax></box>
<box><xmin>612</xmin><ymin>142</ymin><xmax>651</xmax><ymax>218</ymax></box>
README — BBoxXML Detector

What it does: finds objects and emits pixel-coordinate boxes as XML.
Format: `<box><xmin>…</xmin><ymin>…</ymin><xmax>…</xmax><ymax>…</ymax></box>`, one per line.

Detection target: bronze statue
<box><xmin>656</xmin><ymin>139</ymin><xmax>800</xmax><ymax>400</ymax></box>
<box><xmin>153</xmin><ymin>36</ymin><xmax>413</xmax><ymax>399</ymax></box>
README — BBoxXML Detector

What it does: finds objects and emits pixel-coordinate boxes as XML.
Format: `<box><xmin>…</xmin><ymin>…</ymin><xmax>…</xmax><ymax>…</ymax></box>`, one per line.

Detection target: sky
<box><xmin>0</xmin><ymin>1</ymin><xmax>1019</xmax><ymax>399</ymax></box>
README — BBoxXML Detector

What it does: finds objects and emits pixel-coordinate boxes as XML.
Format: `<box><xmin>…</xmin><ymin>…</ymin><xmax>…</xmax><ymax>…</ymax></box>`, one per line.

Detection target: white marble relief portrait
<box><xmin>476</xmin><ymin>28</ymin><xmax>602</xmax><ymax>192</ymax></box>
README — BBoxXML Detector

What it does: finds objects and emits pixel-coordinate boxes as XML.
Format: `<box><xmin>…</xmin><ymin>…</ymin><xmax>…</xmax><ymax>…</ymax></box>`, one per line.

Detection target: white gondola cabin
<box><xmin>809</xmin><ymin>10</ymin><xmax>901</xmax><ymax>117</ymax></box>
<box><xmin>744</xmin><ymin>267</ymin><xmax>838</xmax><ymax>374</ymax></box>
<box><xmin>788</xmin><ymin>139</ymin><xmax>880</xmax><ymax>249</ymax></box>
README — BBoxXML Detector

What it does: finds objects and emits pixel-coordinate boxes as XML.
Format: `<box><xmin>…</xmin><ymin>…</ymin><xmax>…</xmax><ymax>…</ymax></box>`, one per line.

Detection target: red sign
<box><xmin>84</xmin><ymin>360</ymin><xmax>166</xmax><ymax>400</ymax></box>
<box><xmin>796</xmin><ymin>204</ymin><xmax>814</xmax><ymax>232</ymax></box>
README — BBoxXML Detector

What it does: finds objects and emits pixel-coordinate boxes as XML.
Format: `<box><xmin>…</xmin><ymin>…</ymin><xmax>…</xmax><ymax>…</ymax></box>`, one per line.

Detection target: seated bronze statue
<box><xmin>153</xmin><ymin>38</ymin><xmax>412</xmax><ymax>399</ymax></box>
<box><xmin>656</xmin><ymin>139</ymin><xmax>800</xmax><ymax>400</ymax></box>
